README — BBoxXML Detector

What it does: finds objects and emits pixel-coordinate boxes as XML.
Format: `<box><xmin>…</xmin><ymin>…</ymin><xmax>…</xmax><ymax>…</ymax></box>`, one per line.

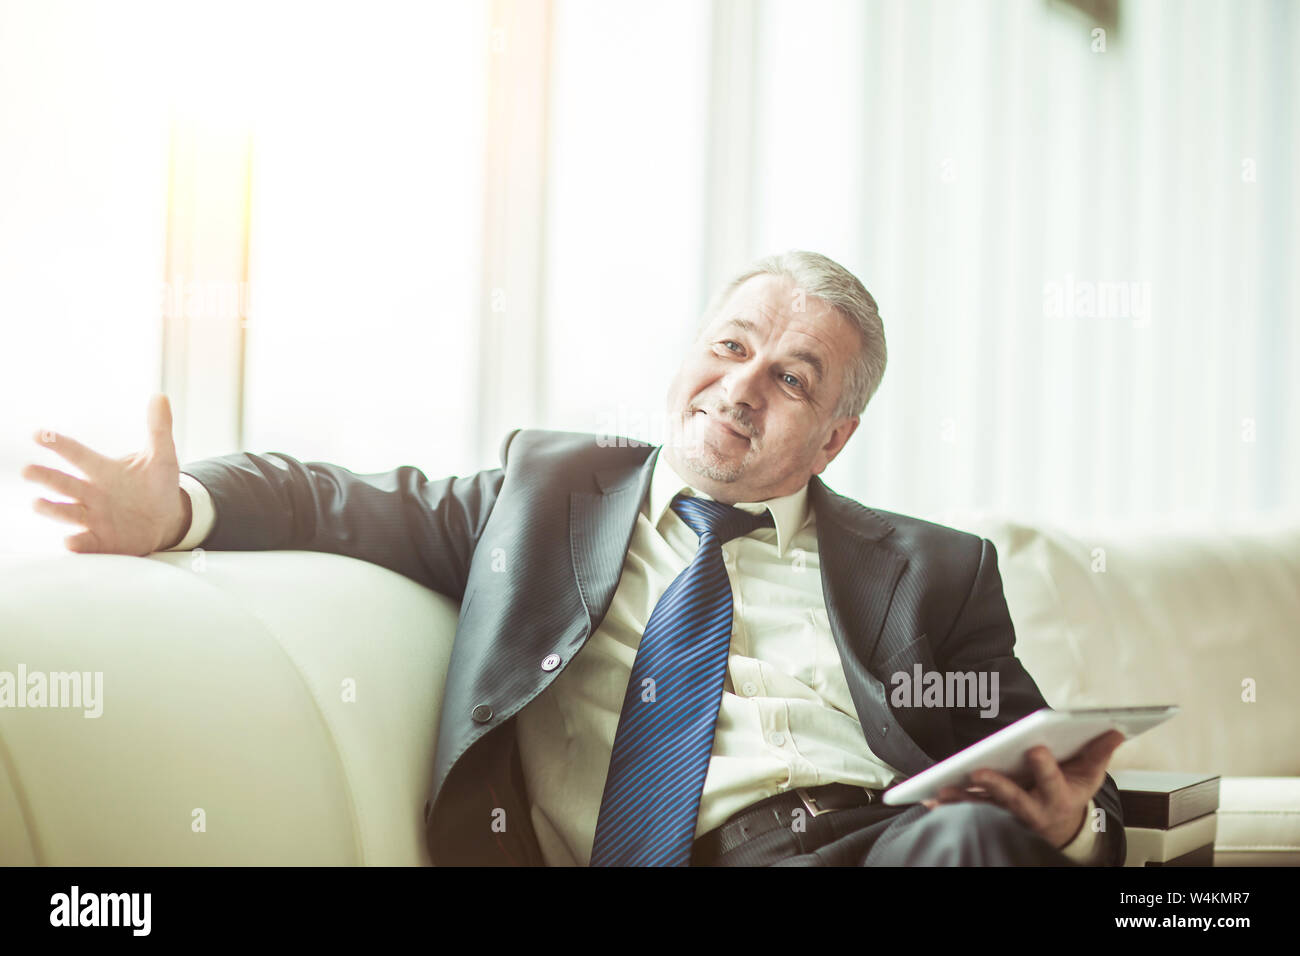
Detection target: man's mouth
<box><xmin>693</xmin><ymin>408</ymin><xmax>751</xmax><ymax>442</ymax></box>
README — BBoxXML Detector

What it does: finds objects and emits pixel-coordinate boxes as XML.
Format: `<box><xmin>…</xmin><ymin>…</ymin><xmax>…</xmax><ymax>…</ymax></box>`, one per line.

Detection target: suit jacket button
<box><xmin>541</xmin><ymin>653</ymin><xmax>561</xmax><ymax>671</ymax></box>
<box><xmin>472</xmin><ymin>704</ymin><xmax>493</xmax><ymax>723</ymax></box>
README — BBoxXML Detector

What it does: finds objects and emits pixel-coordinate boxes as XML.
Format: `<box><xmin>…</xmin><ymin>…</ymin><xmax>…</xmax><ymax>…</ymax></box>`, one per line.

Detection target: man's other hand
<box><xmin>920</xmin><ymin>730</ymin><xmax>1126</xmax><ymax>849</ymax></box>
<box><xmin>20</xmin><ymin>393</ymin><xmax>190</xmax><ymax>556</ymax></box>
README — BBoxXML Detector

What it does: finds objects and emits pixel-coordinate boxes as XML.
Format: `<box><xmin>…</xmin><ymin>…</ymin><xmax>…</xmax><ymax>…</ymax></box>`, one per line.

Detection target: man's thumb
<box><xmin>146</xmin><ymin>394</ymin><xmax>175</xmax><ymax>452</ymax></box>
<box><xmin>1090</xmin><ymin>729</ymin><xmax>1126</xmax><ymax>762</ymax></box>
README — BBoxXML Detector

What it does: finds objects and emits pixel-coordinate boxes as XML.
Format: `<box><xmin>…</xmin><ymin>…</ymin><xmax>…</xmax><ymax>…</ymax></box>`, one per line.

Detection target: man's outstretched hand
<box><xmin>20</xmin><ymin>393</ymin><xmax>191</xmax><ymax>556</ymax></box>
<box><xmin>921</xmin><ymin>729</ymin><xmax>1126</xmax><ymax>849</ymax></box>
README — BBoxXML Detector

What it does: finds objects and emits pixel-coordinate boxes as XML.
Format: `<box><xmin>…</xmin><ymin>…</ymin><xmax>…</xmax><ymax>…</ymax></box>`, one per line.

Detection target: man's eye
<box><xmin>721</xmin><ymin>340</ymin><xmax>742</xmax><ymax>352</ymax></box>
<box><xmin>781</xmin><ymin>373</ymin><xmax>803</xmax><ymax>389</ymax></box>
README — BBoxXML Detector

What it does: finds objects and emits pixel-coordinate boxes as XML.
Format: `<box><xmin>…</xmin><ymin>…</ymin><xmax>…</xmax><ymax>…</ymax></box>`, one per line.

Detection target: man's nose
<box><xmin>720</xmin><ymin>363</ymin><xmax>764</xmax><ymax>412</ymax></box>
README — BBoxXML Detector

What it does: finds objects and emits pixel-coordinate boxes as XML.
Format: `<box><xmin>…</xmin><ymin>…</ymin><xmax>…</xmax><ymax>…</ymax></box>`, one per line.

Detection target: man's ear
<box><xmin>814</xmin><ymin>416</ymin><xmax>860</xmax><ymax>473</ymax></box>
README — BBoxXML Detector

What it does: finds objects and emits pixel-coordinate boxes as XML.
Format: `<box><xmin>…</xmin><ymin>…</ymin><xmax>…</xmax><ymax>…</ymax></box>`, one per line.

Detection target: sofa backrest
<box><xmin>954</xmin><ymin>516</ymin><xmax>1300</xmax><ymax>777</ymax></box>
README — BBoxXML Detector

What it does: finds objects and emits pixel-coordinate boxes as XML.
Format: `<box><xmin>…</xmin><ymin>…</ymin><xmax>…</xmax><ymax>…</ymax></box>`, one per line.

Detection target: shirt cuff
<box><xmin>1058</xmin><ymin>798</ymin><xmax>1105</xmax><ymax>865</ymax></box>
<box><xmin>163</xmin><ymin>472</ymin><xmax>216</xmax><ymax>551</ymax></box>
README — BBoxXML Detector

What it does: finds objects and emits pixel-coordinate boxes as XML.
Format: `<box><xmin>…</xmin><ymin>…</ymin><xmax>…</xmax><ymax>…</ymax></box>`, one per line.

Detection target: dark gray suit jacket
<box><xmin>181</xmin><ymin>427</ymin><xmax>1126</xmax><ymax>866</ymax></box>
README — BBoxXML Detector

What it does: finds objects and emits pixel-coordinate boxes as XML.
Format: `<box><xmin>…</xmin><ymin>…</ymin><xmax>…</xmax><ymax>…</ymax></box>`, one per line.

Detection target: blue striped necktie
<box><xmin>589</xmin><ymin>491</ymin><xmax>775</xmax><ymax>866</ymax></box>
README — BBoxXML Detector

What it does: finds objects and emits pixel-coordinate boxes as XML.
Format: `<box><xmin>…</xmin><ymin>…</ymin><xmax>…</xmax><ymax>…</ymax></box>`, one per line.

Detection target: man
<box><xmin>23</xmin><ymin>250</ymin><xmax>1126</xmax><ymax>867</ymax></box>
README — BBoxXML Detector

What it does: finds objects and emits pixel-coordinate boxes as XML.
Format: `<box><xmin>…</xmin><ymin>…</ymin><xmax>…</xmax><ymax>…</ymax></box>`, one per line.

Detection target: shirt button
<box><xmin>741</xmin><ymin>681</ymin><xmax>758</xmax><ymax>696</ymax></box>
<box><xmin>471</xmin><ymin>704</ymin><xmax>493</xmax><ymax>723</ymax></box>
<box><xmin>541</xmin><ymin>653</ymin><xmax>561</xmax><ymax>671</ymax></box>
<box><xmin>769</xmin><ymin>732</ymin><xmax>786</xmax><ymax>747</ymax></box>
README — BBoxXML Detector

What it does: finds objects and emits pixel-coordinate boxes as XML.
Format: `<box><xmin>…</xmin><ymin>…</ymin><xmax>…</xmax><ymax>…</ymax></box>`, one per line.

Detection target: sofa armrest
<box><xmin>0</xmin><ymin>550</ymin><xmax>458</xmax><ymax>865</ymax></box>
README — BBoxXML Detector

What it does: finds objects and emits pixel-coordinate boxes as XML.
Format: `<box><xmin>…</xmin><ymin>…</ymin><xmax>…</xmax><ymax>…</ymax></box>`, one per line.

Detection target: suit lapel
<box><xmin>810</xmin><ymin>477</ymin><xmax>935</xmax><ymax>776</ymax></box>
<box><xmin>809</xmin><ymin>476</ymin><xmax>906</xmax><ymax>667</ymax></box>
<box><xmin>569</xmin><ymin>445</ymin><xmax>660</xmax><ymax>637</ymax></box>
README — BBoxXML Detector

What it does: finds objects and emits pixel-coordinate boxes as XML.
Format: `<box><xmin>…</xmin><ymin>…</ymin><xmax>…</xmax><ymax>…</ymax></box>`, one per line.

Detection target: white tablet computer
<box><xmin>881</xmin><ymin>705</ymin><xmax>1180</xmax><ymax>805</ymax></box>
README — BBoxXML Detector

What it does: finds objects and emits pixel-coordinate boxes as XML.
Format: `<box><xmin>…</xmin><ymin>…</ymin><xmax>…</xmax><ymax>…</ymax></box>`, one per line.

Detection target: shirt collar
<box><xmin>645</xmin><ymin>446</ymin><xmax>811</xmax><ymax>558</ymax></box>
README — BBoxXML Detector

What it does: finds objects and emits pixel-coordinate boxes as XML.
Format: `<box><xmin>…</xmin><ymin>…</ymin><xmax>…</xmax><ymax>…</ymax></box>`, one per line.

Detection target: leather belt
<box><xmin>692</xmin><ymin>782</ymin><xmax>887</xmax><ymax>862</ymax></box>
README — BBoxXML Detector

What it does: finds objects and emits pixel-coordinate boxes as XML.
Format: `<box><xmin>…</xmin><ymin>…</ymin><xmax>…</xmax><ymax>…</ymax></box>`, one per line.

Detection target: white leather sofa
<box><xmin>1</xmin><ymin>517</ymin><xmax>1296</xmax><ymax>866</ymax></box>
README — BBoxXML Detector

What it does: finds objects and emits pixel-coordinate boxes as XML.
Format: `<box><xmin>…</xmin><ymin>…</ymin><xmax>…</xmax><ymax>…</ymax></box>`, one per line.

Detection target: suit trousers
<box><xmin>692</xmin><ymin>799</ymin><xmax>1082</xmax><ymax>866</ymax></box>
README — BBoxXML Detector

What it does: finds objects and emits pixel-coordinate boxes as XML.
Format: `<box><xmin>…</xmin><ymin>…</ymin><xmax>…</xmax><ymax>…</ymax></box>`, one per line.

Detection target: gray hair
<box><xmin>697</xmin><ymin>250</ymin><xmax>886</xmax><ymax>420</ymax></box>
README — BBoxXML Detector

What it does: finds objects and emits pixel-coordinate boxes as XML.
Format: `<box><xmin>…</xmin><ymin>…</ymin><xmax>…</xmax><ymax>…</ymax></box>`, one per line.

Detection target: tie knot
<box><xmin>670</xmin><ymin>492</ymin><xmax>774</xmax><ymax>545</ymax></box>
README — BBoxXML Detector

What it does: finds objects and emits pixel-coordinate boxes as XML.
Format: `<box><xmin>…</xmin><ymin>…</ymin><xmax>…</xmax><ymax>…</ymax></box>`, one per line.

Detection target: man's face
<box><xmin>663</xmin><ymin>274</ymin><xmax>862</xmax><ymax>504</ymax></box>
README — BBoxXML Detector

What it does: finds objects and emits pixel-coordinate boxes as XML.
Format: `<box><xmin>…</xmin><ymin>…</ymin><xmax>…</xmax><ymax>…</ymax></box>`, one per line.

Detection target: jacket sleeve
<box><xmin>175</xmin><ymin>429</ymin><xmax>519</xmax><ymax>600</ymax></box>
<box><xmin>934</xmin><ymin>536</ymin><xmax>1127</xmax><ymax>866</ymax></box>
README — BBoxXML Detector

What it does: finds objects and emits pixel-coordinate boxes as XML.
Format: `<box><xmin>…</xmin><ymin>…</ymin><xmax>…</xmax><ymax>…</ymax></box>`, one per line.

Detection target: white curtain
<box><xmin>0</xmin><ymin>0</ymin><xmax>168</xmax><ymax>552</ymax></box>
<box><xmin>4</xmin><ymin>0</ymin><xmax>1296</xmax><ymax>556</ymax></box>
<box><xmin>1</xmin><ymin>1</ymin><xmax>490</xmax><ymax>555</ymax></box>
<box><xmin>746</xmin><ymin>0</ymin><xmax>1300</xmax><ymax>529</ymax></box>
<box><xmin>240</xmin><ymin>1</ymin><xmax>488</xmax><ymax>476</ymax></box>
<box><xmin>538</xmin><ymin>0</ymin><xmax>1299</xmax><ymax>530</ymax></box>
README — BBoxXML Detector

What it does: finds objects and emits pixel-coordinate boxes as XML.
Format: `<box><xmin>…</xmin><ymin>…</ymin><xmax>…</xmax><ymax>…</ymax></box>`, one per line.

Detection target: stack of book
<box><xmin>1111</xmin><ymin>770</ymin><xmax>1220</xmax><ymax>866</ymax></box>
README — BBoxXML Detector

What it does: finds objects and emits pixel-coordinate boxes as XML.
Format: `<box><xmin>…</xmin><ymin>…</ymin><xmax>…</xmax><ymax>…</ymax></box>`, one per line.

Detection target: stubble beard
<box><xmin>673</xmin><ymin>408</ymin><xmax>753</xmax><ymax>484</ymax></box>
<box><xmin>683</xmin><ymin>443</ymin><xmax>745</xmax><ymax>483</ymax></box>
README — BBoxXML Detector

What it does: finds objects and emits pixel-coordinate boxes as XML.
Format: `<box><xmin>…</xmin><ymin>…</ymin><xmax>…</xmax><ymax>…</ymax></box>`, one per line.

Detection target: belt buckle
<box><xmin>795</xmin><ymin>787</ymin><xmax>836</xmax><ymax>817</ymax></box>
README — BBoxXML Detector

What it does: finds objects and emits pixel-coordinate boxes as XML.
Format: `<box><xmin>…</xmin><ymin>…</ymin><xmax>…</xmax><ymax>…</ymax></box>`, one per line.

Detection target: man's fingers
<box><xmin>1063</xmin><ymin>730</ymin><xmax>1126</xmax><ymax>776</ymax></box>
<box><xmin>20</xmin><ymin>463</ymin><xmax>91</xmax><ymax>500</ymax></box>
<box><xmin>969</xmin><ymin>769</ymin><xmax>1039</xmax><ymax>824</ymax></box>
<box><xmin>33</xmin><ymin>498</ymin><xmax>89</xmax><ymax>527</ymax></box>
<box><xmin>937</xmin><ymin>773</ymin><xmax>1047</xmax><ymax>834</ymax></box>
<box><xmin>64</xmin><ymin>529</ymin><xmax>101</xmax><ymax>553</ymax></box>
<box><xmin>1084</xmin><ymin>730</ymin><xmax>1126</xmax><ymax>770</ymax></box>
<box><xmin>31</xmin><ymin>429</ymin><xmax>109</xmax><ymax>477</ymax></box>
<box><xmin>145</xmin><ymin>394</ymin><xmax>175</xmax><ymax>455</ymax></box>
<box><xmin>1093</xmin><ymin>729</ymin><xmax>1126</xmax><ymax>757</ymax></box>
<box><xmin>1025</xmin><ymin>746</ymin><xmax>1070</xmax><ymax>802</ymax></box>
<box><xmin>934</xmin><ymin>784</ymin><xmax>995</xmax><ymax>804</ymax></box>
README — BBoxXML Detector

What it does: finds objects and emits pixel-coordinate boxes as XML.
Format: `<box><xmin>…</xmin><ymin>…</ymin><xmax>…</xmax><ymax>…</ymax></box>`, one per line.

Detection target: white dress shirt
<box><xmin>168</xmin><ymin>454</ymin><xmax>1104</xmax><ymax>865</ymax></box>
